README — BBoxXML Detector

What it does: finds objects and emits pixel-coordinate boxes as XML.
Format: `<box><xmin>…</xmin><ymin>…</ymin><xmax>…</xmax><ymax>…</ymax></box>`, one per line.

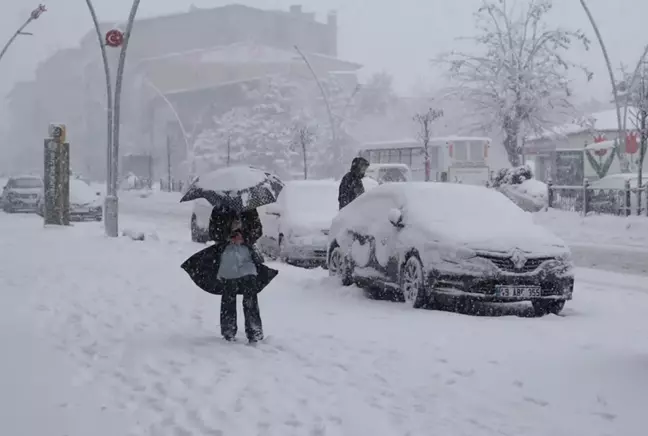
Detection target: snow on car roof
<box><xmin>370</xmin><ymin>182</ymin><xmax>527</xmax><ymax>223</ymax></box>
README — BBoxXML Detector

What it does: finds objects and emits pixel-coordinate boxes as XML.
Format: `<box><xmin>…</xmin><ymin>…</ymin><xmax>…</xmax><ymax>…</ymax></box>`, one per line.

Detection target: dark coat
<box><xmin>181</xmin><ymin>208</ymin><xmax>278</xmax><ymax>295</ymax></box>
<box><xmin>338</xmin><ymin>157</ymin><xmax>369</xmax><ymax>209</ymax></box>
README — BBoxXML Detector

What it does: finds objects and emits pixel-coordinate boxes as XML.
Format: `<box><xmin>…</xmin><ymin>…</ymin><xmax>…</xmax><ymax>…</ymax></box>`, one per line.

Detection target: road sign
<box><xmin>105</xmin><ymin>29</ymin><xmax>124</xmax><ymax>48</ymax></box>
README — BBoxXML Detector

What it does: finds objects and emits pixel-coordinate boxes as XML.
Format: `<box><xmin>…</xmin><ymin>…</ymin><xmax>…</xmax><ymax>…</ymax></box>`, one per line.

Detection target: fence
<box><xmin>547</xmin><ymin>179</ymin><xmax>648</xmax><ymax>217</ymax></box>
<box><xmin>159</xmin><ymin>178</ymin><xmax>188</xmax><ymax>193</ymax></box>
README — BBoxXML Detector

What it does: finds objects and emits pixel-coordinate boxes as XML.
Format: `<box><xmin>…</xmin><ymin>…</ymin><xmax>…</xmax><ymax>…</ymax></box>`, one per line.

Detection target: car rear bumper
<box><xmin>70</xmin><ymin>210</ymin><xmax>102</xmax><ymax>221</ymax></box>
<box><xmin>282</xmin><ymin>243</ymin><xmax>328</xmax><ymax>263</ymax></box>
<box><xmin>430</xmin><ymin>272</ymin><xmax>574</xmax><ymax>302</ymax></box>
<box><xmin>4</xmin><ymin>199</ymin><xmax>39</xmax><ymax>211</ymax></box>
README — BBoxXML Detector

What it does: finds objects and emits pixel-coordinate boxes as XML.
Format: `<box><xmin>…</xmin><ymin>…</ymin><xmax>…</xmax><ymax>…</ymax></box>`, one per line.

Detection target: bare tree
<box><xmin>436</xmin><ymin>0</ymin><xmax>591</xmax><ymax>166</ymax></box>
<box><xmin>413</xmin><ymin>108</ymin><xmax>444</xmax><ymax>181</ymax></box>
<box><xmin>291</xmin><ymin>123</ymin><xmax>317</xmax><ymax>180</ymax></box>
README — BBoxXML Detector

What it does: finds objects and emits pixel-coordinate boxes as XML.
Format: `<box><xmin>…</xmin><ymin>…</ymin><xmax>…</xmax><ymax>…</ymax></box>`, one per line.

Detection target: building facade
<box><xmin>4</xmin><ymin>4</ymin><xmax>360</xmax><ymax>181</ymax></box>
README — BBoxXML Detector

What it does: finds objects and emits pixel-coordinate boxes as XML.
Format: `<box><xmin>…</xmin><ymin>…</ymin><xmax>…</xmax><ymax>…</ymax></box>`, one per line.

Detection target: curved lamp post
<box><xmin>579</xmin><ymin>0</ymin><xmax>627</xmax><ymax>170</ymax></box>
<box><xmin>0</xmin><ymin>5</ymin><xmax>47</xmax><ymax>64</ymax></box>
<box><xmin>84</xmin><ymin>0</ymin><xmax>141</xmax><ymax>237</ymax></box>
<box><xmin>140</xmin><ymin>75</ymin><xmax>193</xmax><ymax>174</ymax></box>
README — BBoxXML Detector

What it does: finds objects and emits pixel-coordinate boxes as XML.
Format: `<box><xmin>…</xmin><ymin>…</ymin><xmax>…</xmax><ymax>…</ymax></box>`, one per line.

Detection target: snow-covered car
<box><xmin>327</xmin><ymin>182</ymin><xmax>574</xmax><ymax>316</ymax></box>
<box><xmin>259</xmin><ymin>180</ymin><xmax>339</xmax><ymax>266</ymax></box>
<box><xmin>36</xmin><ymin>178</ymin><xmax>103</xmax><ymax>221</ymax></box>
<box><xmin>190</xmin><ymin>198</ymin><xmax>213</xmax><ymax>243</ymax></box>
<box><xmin>2</xmin><ymin>175</ymin><xmax>43</xmax><ymax>213</ymax></box>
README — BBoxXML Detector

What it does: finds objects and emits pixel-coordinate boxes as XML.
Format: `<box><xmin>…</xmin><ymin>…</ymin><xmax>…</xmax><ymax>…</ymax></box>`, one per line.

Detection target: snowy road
<box><xmin>1</xmin><ymin>212</ymin><xmax>647</xmax><ymax>436</ymax></box>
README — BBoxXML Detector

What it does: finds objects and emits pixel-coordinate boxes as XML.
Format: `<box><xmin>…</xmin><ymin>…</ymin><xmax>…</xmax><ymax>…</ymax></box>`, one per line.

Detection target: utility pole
<box><xmin>226</xmin><ymin>136</ymin><xmax>231</xmax><ymax>167</ymax></box>
<box><xmin>638</xmin><ymin>62</ymin><xmax>648</xmax><ymax>214</ymax></box>
<box><xmin>0</xmin><ymin>5</ymin><xmax>46</xmax><ymax>65</ymax></box>
<box><xmin>166</xmin><ymin>134</ymin><xmax>172</xmax><ymax>192</ymax></box>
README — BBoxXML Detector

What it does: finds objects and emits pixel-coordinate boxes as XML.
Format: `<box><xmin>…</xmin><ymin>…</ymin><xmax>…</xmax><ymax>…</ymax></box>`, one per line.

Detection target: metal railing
<box><xmin>547</xmin><ymin>179</ymin><xmax>648</xmax><ymax>216</ymax></box>
<box><xmin>159</xmin><ymin>178</ymin><xmax>187</xmax><ymax>193</ymax></box>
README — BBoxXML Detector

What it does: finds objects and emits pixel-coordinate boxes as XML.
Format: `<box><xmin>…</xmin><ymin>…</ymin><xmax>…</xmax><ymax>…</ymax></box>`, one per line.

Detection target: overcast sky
<box><xmin>1</xmin><ymin>0</ymin><xmax>646</xmax><ymax>103</ymax></box>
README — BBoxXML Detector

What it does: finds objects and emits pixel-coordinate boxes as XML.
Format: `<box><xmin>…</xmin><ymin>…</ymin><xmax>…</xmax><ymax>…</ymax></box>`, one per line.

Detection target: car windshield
<box><xmin>380</xmin><ymin>167</ymin><xmax>408</xmax><ymax>182</ymax></box>
<box><xmin>10</xmin><ymin>178</ymin><xmax>42</xmax><ymax>188</ymax></box>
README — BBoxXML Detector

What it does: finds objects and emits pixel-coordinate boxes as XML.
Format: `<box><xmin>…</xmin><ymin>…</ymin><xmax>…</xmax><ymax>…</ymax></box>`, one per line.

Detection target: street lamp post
<box><xmin>109</xmin><ymin>0</ymin><xmax>141</xmax><ymax>237</ymax></box>
<box><xmin>84</xmin><ymin>0</ymin><xmax>141</xmax><ymax>237</ymax></box>
<box><xmin>0</xmin><ymin>5</ymin><xmax>47</xmax><ymax>64</ymax></box>
<box><xmin>83</xmin><ymin>0</ymin><xmax>113</xmax><ymax>227</ymax></box>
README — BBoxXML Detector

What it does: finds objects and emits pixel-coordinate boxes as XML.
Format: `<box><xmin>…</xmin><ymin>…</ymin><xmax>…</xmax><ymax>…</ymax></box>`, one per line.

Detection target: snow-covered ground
<box><xmin>1</xmin><ymin>211</ymin><xmax>647</xmax><ymax>435</ymax></box>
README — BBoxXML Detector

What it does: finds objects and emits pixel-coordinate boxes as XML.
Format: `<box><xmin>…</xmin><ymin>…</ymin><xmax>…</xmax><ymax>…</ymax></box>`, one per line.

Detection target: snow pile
<box><xmin>494</xmin><ymin>166</ymin><xmax>547</xmax><ymax>212</ymax></box>
<box><xmin>362</xmin><ymin>176</ymin><xmax>379</xmax><ymax>191</ymax></box>
<box><xmin>534</xmin><ymin>208</ymin><xmax>648</xmax><ymax>248</ymax></box>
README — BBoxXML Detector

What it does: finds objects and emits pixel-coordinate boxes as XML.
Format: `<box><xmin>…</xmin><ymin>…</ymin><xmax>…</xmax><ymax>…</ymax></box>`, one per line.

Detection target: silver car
<box><xmin>2</xmin><ymin>176</ymin><xmax>43</xmax><ymax>213</ymax></box>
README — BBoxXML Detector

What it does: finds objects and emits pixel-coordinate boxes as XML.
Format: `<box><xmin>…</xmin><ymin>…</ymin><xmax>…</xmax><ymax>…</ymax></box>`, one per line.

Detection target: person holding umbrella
<box><xmin>180</xmin><ymin>166</ymin><xmax>282</xmax><ymax>344</ymax></box>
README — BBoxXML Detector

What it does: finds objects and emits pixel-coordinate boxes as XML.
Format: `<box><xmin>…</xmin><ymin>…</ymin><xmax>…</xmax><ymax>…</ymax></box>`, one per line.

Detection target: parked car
<box><xmin>36</xmin><ymin>178</ymin><xmax>102</xmax><ymax>221</ymax></box>
<box><xmin>259</xmin><ymin>180</ymin><xmax>339</xmax><ymax>266</ymax></box>
<box><xmin>327</xmin><ymin>182</ymin><xmax>574</xmax><ymax>316</ymax></box>
<box><xmin>2</xmin><ymin>175</ymin><xmax>43</xmax><ymax>213</ymax></box>
<box><xmin>190</xmin><ymin>198</ymin><xmax>213</xmax><ymax>243</ymax></box>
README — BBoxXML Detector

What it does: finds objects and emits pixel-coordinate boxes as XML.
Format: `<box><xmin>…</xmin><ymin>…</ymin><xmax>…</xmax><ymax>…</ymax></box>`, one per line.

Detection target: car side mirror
<box><xmin>388</xmin><ymin>208</ymin><xmax>404</xmax><ymax>228</ymax></box>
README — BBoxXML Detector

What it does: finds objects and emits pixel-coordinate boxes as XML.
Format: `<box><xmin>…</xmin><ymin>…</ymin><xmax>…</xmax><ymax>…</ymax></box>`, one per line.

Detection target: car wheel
<box><xmin>191</xmin><ymin>215</ymin><xmax>208</xmax><ymax>243</ymax></box>
<box><xmin>328</xmin><ymin>243</ymin><xmax>353</xmax><ymax>286</ymax></box>
<box><xmin>399</xmin><ymin>254</ymin><xmax>426</xmax><ymax>309</ymax></box>
<box><xmin>3</xmin><ymin>204</ymin><xmax>13</xmax><ymax>213</ymax></box>
<box><xmin>532</xmin><ymin>300</ymin><xmax>565</xmax><ymax>316</ymax></box>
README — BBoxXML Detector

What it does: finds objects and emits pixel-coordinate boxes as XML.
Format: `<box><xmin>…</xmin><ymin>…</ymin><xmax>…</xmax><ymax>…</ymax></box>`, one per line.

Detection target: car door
<box><xmin>347</xmin><ymin>192</ymin><xmax>399</xmax><ymax>284</ymax></box>
<box><xmin>259</xmin><ymin>197</ymin><xmax>283</xmax><ymax>256</ymax></box>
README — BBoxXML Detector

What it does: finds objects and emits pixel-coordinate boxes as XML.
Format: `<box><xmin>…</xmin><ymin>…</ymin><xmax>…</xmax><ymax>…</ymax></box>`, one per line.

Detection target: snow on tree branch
<box><xmin>435</xmin><ymin>0</ymin><xmax>592</xmax><ymax>166</ymax></box>
<box><xmin>189</xmin><ymin>75</ymin><xmax>358</xmax><ymax>179</ymax></box>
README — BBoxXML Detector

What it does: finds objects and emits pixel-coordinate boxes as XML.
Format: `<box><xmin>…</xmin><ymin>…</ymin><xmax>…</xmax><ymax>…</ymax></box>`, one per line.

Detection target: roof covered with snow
<box><xmin>360</xmin><ymin>136</ymin><xmax>492</xmax><ymax>150</ymax></box>
<box><xmin>528</xmin><ymin>108</ymin><xmax>640</xmax><ymax>141</ymax></box>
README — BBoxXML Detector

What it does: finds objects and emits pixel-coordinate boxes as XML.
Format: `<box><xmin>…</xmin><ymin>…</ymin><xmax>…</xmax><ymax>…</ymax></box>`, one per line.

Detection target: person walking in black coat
<box><xmin>207</xmin><ymin>208</ymin><xmax>266</xmax><ymax>343</ymax></box>
<box><xmin>338</xmin><ymin>157</ymin><xmax>369</xmax><ymax>209</ymax></box>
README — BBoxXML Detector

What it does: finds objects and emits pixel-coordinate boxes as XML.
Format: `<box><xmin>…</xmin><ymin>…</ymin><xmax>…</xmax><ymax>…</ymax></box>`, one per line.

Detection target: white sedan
<box><xmin>36</xmin><ymin>178</ymin><xmax>102</xmax><ymax>221</ymax></box>
<box><xmin>258</xmin><ymin>180</ymin><xmax>339</xmax><ymax>266</ymax></box>
<box><xmin>327</xmin><ymin>182</ymin><xmax>575</xmax><ymax>316</ymax></box>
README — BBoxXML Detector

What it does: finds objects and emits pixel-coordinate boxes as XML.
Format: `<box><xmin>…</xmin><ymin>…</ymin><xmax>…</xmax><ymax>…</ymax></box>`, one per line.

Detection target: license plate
<box><xmin>495</xmin><ymin>285</ymin><xmax>542</xmax><ymax>298</ymax></box>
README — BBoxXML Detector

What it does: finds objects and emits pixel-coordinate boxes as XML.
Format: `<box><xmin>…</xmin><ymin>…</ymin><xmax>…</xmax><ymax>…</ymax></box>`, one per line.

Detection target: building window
<box><xmin>454</xmin><ymin>142</ymin><xmax>468</xmax><ymax>161</ymax></box>
<box><xmin>469</xmin><ymin>141</ymin><xmax>484</xmax><ymax>161</ymax></box>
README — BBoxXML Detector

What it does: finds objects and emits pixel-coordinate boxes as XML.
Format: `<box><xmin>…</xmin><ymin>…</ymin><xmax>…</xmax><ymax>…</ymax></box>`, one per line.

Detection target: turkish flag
<box><xmin>626</xmin><ymin>132</ymin><xmax>639</xmax><ymax>154</ymax></box>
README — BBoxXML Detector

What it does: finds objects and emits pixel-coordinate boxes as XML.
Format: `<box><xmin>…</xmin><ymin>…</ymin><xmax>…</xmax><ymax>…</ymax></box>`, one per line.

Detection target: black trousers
<box><xmin>220</xmin><ymin>275</ymin><xmax>263</xmax><ymax>341</ymax></box>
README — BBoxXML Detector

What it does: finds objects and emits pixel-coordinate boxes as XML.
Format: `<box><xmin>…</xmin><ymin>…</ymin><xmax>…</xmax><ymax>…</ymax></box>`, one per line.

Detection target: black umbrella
<box><xmin>180</xmin><ymin>166</ymin><xmax>284</xmax><ymax>213</ymax></box>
